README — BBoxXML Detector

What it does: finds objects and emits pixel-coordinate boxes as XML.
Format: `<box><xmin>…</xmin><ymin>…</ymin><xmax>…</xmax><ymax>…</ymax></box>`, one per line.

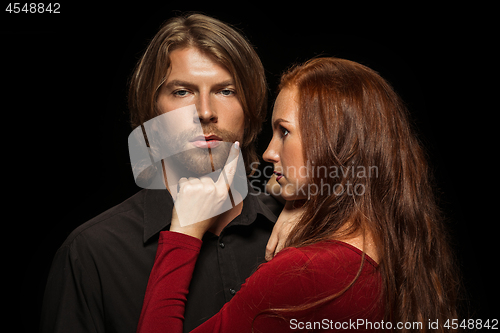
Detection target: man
<box><xmin>41</xmin><ymin>13</ymin><xmax>281</xmax><ymax>333</ymax></box>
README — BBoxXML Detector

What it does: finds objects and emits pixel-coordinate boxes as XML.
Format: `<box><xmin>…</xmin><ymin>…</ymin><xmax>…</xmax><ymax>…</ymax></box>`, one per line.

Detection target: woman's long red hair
<box><xmin>270</xmin><ymin>57</ymin><xmax>460</xmax><ymax>331</ymax></box>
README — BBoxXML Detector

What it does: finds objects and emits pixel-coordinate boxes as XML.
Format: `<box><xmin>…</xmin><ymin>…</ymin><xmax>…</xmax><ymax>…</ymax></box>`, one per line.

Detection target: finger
<box><xmin>265</xmin><ymin>229</ymin><xmax>279</xmax><ymax>261</ymax></box>
<box><xmin>199</xmin><ymin>176</ymin><xmax>216</xmax><ymax>195</ymax></box>
<box><xmin>178</xmin><ymin>177</ymin><xmax>203</xmax><ymax>195</ymax></box>
<box><xmin>274</xmin><ymin>223</ymin><xmax>291</xmax><ymax>257</ymax></box>
<box><xmin>216</xmin><ymin>141</ymin><xmax>240</xmax><ymax>191</ymax></box>
<box><xmin>275</xmin><ymin>237</ymin><xmax>285</xmax><ymax>255</ymax></box>
<box><xmin>199</xmin><ymin>176</ymin><xmax>214</xmax><ymax>184</ymax></box>
<box><xmin>177</xmin><ymin>177</ymin><xmax>188</xmax><ymax>192</ymax></box>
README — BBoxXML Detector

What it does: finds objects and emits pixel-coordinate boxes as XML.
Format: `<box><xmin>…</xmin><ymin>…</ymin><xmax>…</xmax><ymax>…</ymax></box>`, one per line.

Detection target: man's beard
<box><xmin>164</xmin><ymin>124</ymin><xmax>242</xmax><ymax>176</ymax></box>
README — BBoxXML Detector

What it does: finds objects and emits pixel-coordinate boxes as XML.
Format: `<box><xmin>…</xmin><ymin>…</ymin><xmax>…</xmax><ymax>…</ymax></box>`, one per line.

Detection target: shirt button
<box><xmin>229</xmin><ymin>288</ymin><xmax>236</xmax><ymax>295</ymax></box>
<box><xmin>219</xmin><ymin>242</ymin><xmax>225</xmax><ymax>249</ymax></box>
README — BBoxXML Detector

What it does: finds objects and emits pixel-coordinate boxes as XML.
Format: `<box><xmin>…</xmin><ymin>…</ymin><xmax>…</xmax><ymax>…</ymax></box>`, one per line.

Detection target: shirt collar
<box><xmin>142</xmin><ymin>183</ymin><xmax>277</xmax><ymax>243</ymax></box>
<box><xmin>143</xmin><ymin>189</ymin><xmax>174</xmax><ymax>243</ymax></box>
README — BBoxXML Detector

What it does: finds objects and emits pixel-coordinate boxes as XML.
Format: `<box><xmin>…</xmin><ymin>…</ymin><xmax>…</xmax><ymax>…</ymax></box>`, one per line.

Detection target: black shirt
<box><xmin>40</xmin><ymin>186</ymin><xmax>280</xmax><ymax>333</ymax></box>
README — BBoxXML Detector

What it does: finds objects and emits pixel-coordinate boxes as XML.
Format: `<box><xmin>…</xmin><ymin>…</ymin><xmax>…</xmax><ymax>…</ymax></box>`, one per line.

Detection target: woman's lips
<box><xmin>273</xmin><ymin>171</ymin><xmax>283</xmax><ymax>181</ymax></box>
<box><xmin>190</xmin><ymin>135</ymin><xmax>222</xmax><ymax>149</ymax></box>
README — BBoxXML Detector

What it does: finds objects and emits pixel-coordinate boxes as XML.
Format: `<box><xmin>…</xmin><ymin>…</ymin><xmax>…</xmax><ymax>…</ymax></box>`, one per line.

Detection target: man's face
<box><xmin>156</xmin><ymin>47</ymin><xmax>245</xmax><ymax>175</ymax></box>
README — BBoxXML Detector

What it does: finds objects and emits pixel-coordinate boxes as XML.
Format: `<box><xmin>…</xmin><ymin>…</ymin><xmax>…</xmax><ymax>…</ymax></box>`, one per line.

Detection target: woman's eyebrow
<box><xmin>273</xmin><ymin>118</ymin><xmax>290</xmax><ymax>129</ymax></box>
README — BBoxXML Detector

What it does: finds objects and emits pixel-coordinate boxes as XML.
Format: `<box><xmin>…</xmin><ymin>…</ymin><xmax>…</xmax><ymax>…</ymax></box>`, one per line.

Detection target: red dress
<box><xmin>137</xmin><ymin>231</ymin><xmax>383</xmax><ymax>332</ymax></box>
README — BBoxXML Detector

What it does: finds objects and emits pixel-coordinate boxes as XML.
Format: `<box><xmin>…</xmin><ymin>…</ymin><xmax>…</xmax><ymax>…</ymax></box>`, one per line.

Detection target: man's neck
<box><xmin>208</xmin><ymin>200</ymin><xmax>243</xmax><ymax>236</ymax></box>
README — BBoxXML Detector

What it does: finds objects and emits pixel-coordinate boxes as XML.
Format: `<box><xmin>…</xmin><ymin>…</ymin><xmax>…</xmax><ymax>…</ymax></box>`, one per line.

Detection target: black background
<box><xmin>2</xmin><ymin>3</ymin><xmax>496</xmax><ymax>332</ymax></box>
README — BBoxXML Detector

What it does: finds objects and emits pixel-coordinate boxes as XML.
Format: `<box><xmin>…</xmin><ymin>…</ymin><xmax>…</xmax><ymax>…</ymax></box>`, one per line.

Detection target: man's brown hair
<box><xmin>128</xmin><ymin>13</ymin><xmax>267</xmax><ymax>174</ymax></box>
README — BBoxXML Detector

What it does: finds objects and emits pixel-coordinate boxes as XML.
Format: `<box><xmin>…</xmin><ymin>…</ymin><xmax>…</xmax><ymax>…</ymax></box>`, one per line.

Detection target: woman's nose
<box><xmin>263</xmin><ymin>139</ymin><xmax>279</xmax><ymax>164</ymax></box>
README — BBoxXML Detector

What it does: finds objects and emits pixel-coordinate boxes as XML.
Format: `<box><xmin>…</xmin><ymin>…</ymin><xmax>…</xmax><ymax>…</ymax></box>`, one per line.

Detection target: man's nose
<box><xmin>196</xmin><ymin>93</ymin><xmax>217</xmax><ymax>123</ymax></box>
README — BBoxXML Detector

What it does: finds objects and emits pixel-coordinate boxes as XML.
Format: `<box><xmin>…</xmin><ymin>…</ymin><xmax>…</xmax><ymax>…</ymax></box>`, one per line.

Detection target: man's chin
<box><xmin>171</xmin><ymin>145</ymin><xmax>232</xmax><ymax>176</ymax></box>
<box><xmin>172</xmin><ymin>149</ymin><xmax>212</xmax><ymax>175</ymax></box>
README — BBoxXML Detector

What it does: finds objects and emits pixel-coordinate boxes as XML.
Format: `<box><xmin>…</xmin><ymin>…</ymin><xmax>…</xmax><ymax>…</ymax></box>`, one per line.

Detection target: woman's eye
<box><xmin>280</xmin><ymin>125</ymin><xmax>289</xmax><ymax>138</ymax></box>
<box><xmin>173</xmin><ymin>89</ymin><xmax>190</xmax><ymax>97</ymax></box>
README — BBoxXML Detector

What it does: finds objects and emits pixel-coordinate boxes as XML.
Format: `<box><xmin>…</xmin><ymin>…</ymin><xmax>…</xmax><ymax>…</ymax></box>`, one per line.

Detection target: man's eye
<box><xmin>219</xmin><ymin>89</ymin><xmax>235</xmax><ymax>96</ymax></box>
<box><xmin>173</xmin><ymin>89</ymin><xmax>190</xmax><ymax>97</ymax></box>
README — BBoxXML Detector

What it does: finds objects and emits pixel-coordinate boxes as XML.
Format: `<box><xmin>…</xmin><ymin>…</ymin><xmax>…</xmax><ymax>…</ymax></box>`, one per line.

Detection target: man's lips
<box><xmin>273</xmin><ymin>171</ymin><xmax>283</xmax><ymax>181</ymax></box>
<box><xmin>190</xmin><ymin>135</ymin><xmax>223</xmax><ymax>149</ymax></box>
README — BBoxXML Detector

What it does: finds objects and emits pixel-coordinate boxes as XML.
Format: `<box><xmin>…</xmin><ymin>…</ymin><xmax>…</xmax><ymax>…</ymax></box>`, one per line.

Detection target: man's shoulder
<box><xmin>60</xmin><ymin>189</ymin><xmax>147</xmax><ymax>249</ymax></box>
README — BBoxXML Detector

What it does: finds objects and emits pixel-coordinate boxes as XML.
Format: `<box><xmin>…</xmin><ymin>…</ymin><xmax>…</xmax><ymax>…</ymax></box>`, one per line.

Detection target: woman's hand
<box><xmin>169</xmin><ymin>142</ymin><xmax>240</xmax><ymax>239</ymax></box>
<box><xmin>265</xmin><ymin>199</ymin><xmax>306</xmax><ymax>261</ymax></box>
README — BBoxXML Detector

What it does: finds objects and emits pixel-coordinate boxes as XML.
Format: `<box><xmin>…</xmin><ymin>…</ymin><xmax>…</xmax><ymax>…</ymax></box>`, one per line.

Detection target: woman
<box><xmin>137</xmin><ymin>58</ymin><xmax>460</xmax><ymax>332</ymax></box>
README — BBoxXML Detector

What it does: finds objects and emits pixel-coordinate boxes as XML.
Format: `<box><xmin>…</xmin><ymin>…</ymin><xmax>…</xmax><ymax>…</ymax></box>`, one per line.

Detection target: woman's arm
<box><xmin>137</xmin><ymin>231</ymin><xmax>315</xmax><ymax>333</ymax></box>
<box><xmin>136</xmin><ymin>232</ymin><xmax>202</xmax><ymax>333</ymax></box>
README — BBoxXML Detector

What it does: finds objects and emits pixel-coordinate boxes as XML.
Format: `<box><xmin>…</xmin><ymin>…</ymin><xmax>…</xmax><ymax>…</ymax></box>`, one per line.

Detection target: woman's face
<box><xmin>263</xmin><ymin>88</ymin><xmax>309</xmax><ymax>200</ymax></box>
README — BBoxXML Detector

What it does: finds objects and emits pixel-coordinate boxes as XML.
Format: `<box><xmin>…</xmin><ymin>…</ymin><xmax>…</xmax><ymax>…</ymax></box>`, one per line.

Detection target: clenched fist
<box><xmin>169</xmin><ymin>141</ymin><xmax>241</xmax><ymax>239</ymax></box>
